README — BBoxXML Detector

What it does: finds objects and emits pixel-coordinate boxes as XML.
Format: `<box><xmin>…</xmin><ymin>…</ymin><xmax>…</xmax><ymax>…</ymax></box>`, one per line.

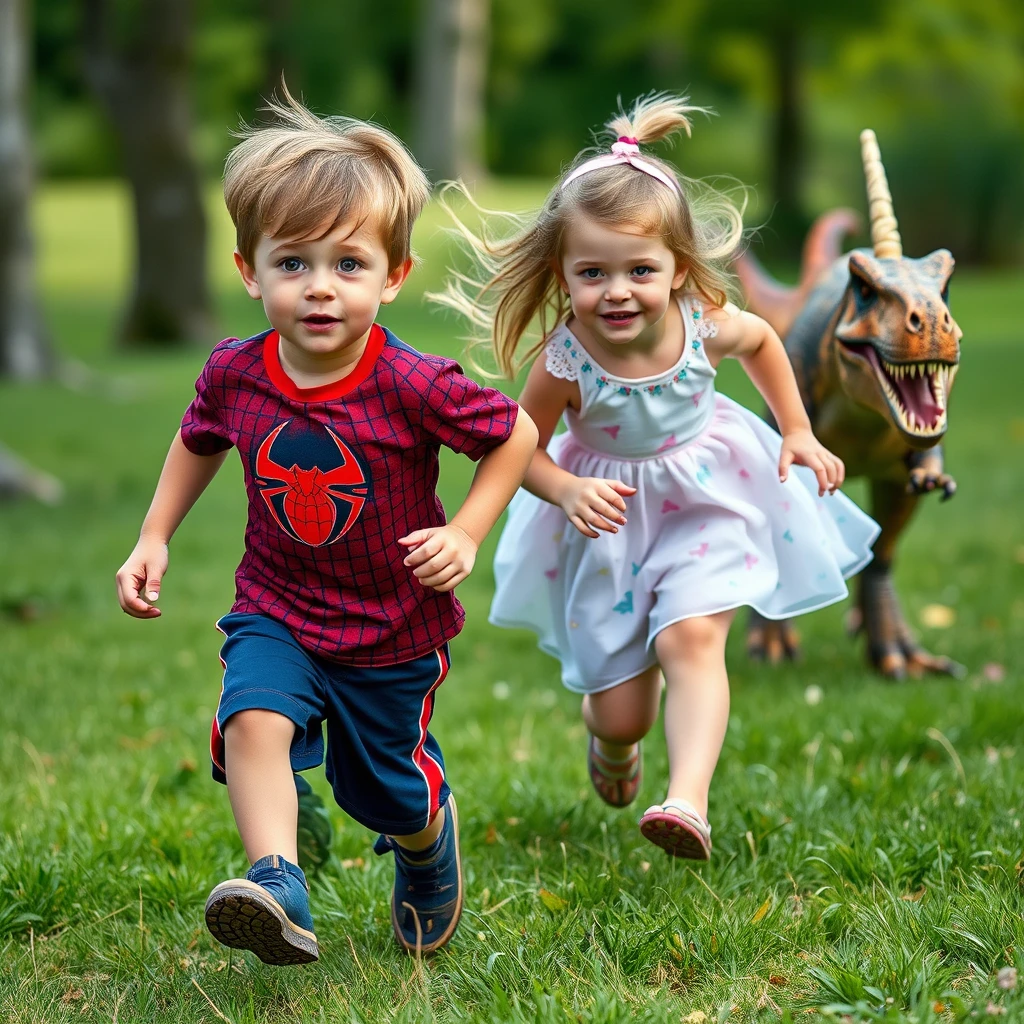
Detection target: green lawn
<box><xmin>1</xmin><ymin>182</ymin><xmax>1022</xmax><ymax>1023</ymax></box>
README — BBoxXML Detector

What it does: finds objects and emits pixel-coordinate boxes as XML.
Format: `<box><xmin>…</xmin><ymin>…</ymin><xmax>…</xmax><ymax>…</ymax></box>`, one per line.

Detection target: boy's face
<box><xmin>235</xmin><ymin>217</ymin><xmax>411</xmax><ymax>365</ymax></box>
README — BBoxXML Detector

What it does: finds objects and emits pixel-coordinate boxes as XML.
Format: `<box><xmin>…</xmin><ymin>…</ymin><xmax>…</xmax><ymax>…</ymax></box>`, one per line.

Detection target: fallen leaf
<box><xmin>919</xmin><ymin>604</ymin><xmax>955</xmax><ymax>629</ymax></box>
<box><xmin>485</xmin><ymin>823</ymin><xmax>498</xmax><ymax>845</ymax></box>
<box><xmin>538</xmin><ymin>888</ymin><xmax>568</xmax><ymax>912</ymax></box>
<box><xmin>769</xmin><ymin>975</ymin><xmax>788</xmax><ymax>987</ymax></box>
<box><xmin>751</xmin><ymin>897</ymin><xmax>772</xmax><ymax>923</ymax></box>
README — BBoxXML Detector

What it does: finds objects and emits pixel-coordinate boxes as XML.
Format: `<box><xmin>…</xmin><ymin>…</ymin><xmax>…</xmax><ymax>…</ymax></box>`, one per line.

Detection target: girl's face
<box><xmin>558</xmin><ymin>215</ymin><xmax>687</xmax><ymax>351</ymax></box>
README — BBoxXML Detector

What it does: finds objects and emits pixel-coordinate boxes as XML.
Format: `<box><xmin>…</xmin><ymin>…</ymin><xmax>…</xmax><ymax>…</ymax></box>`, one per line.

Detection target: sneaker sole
<box><xmin>392</xmin><ymin>796</ymin><xmax>464</xmax><ymax>956</ymax></box>
<box><xmin>205</xmin><ymin>879</ymin><xmax>319</xmax><ymax>965</ymax></box>
<box><xmin>638</xmin><ymin>812</ymin><xmax>711</xmax><ymax>860</ymax></box>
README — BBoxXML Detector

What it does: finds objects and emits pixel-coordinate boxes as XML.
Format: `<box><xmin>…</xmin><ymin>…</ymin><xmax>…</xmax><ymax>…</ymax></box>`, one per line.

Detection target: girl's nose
<box><xmin>605</xmin><ymin>278</ymin><xmax>631</xmax><ymax>301</ymax></box>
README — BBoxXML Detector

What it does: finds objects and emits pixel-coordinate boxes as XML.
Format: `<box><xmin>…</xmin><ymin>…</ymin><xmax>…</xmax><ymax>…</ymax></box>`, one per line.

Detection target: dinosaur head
<box><xmin>833</xmin><ymin>131</ymin><xmax>961</xmax><ymax>450</ymax></box>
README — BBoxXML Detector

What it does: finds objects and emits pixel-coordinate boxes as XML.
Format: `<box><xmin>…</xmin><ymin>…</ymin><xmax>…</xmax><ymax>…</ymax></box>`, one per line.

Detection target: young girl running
<box><xmin>438</xmin><ymin>95</ymin><xmax>879</xmax><ymax>859</ymax></box>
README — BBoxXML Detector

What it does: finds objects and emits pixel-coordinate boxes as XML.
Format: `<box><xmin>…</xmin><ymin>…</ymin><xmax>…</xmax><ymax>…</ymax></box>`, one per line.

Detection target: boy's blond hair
<box><xmin>225</xmin><ymin>86</ymin><xmax>431</xmax><ymax>271</ymax></box>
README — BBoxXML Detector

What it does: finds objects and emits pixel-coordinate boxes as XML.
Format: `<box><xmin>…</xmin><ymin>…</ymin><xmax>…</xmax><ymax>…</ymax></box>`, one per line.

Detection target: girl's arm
<box><xmin>706</xmin><ymin>308</ymin><xmax>844</xmax><ymax>495</ymax></box>
<box><xmin>115</xmin><ymin>432</ymin><xmax>230</xmax><ymax>618</ymax></box>
<box><xmin>518</xmin><ymin>356</ymin><xmax>635</xmax><ymax>538</ymax></box>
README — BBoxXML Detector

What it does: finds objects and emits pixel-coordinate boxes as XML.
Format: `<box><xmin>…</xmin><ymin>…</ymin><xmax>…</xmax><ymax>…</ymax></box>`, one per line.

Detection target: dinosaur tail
<box><xmin>734</xmin><ymin>208</ymin><xmax>861</xmax><ymax>338</ymax></box>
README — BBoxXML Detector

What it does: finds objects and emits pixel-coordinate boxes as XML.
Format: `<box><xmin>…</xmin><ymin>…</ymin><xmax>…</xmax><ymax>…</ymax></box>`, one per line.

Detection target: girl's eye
<box><xmin>633</xmin><ymin>266</ymin><xmax>654</xmax><ymax>278</ymax></box>
<box><xmin>280</xmin><ymin>257</ymin><xmax>304</xmax><ymax>273</ymax></box>
<box><xmin>582</xmin><ymin>268</ymin><xmax>603</xmax><ymax>279</ymax></box>
<box><xmin>338</xmin><ymin>258</ymin><xmax>361</xmax><ymax>273</ymax></box>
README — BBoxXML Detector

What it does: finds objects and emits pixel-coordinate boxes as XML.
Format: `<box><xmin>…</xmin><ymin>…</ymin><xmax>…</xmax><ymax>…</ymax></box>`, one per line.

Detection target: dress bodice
<box><xmin>544</xmin><ymin>295</ymin><xmax>719</xmax><ymax>459</ymax></box>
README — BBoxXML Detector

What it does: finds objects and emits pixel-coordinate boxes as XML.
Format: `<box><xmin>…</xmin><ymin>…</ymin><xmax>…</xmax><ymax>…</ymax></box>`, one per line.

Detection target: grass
<box><xmin>1</xmin><ymin>180</ymin><xmax>1023</xmax><ymax>1023</ymax></box>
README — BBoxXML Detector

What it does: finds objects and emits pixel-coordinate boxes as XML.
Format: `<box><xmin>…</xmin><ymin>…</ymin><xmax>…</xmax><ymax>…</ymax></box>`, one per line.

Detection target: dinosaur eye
<box><xmin>857</xmin><ymin>280</ymin><xmax>876</xmax><ymax>303</ymax></box>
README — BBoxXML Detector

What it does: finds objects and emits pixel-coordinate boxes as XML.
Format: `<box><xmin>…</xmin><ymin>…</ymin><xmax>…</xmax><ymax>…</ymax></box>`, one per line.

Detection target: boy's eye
<box><xmin>338</xmin><ymin>258</ymin><xmax>361</xmax><ymax>273</ymax></box>
<box><xmin>280</xmin><ymin>257</ymin><xmax>304</xmax><ymax>273</ymax></box>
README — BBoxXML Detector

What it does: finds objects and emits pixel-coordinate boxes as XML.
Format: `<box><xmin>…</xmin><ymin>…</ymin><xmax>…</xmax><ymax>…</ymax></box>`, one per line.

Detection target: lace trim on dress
<box><xmin>545</xmin><ymin>333</ymin><xmax>579</xmax><ymax>381</ymax></box>
<box><xmin>687</xmin><ymin>297</ymin><xmax>719</xmax><ymax>341</ymax></box>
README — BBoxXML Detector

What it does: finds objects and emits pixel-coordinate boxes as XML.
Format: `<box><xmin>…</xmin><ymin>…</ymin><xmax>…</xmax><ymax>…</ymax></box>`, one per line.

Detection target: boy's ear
<box><xmin>233</xmin><ymin>250</ymin><xmax>262</xmax><ymax>300</ymax></box>
<box><xmin>380</xmin><ymin>257</ymin><xmax>414</xmax><ymax>305</ymax></box>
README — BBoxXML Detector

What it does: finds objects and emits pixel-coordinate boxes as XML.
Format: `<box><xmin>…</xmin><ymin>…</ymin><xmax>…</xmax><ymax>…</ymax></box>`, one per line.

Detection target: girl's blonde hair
<box><xmin>225</xmin><ymin>84</ymin><xmax>430</xmax><ymax>271</ymax></box>
<box><xmin>432</xmin><ymin>94</ymin><xmax>746</xmax><ymax>378</ymax></box>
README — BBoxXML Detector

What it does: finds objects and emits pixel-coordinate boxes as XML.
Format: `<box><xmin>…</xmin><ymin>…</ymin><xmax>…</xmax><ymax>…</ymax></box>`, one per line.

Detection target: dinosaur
<box><xmin>735</xmin><ymin>130</ymin><xmax>963</xmax><ymax>680</ymax></box>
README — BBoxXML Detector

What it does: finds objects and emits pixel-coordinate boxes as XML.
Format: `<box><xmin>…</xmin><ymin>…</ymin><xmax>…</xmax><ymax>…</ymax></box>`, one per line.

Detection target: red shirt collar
<box><xmin>262</xmin><ymin>324</ymin><xmax>386</xmax><ymax>402</ymax></box>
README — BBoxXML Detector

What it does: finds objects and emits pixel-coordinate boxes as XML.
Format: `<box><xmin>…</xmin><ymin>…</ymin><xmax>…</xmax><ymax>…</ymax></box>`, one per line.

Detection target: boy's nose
<box><xmin>305</xmin><ymin>268</ymin><xmax>336</xmax><ymax>299</ymax></box>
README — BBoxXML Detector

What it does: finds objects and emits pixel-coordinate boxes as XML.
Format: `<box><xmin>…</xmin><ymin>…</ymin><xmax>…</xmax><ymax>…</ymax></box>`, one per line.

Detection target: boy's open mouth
<box><xmin>301</xmin><ymin>314</ymin><xmax>340</xmax><ymax>331</ymax></box>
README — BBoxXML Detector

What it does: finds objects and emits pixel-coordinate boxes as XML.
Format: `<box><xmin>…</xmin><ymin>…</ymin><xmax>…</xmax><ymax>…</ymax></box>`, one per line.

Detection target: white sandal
<box><xmin>638</xmin><ymin>799</ymin><xmax>712</xmax><ymax>860</ymax></box>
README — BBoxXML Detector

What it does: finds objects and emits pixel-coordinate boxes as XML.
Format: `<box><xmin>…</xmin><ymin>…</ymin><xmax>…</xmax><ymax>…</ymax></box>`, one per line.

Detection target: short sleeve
<box><xmin>416</xmin><ymin>360</ymin><xmax>519</xmax><ymax>461</ymax></box>
<box><xmin>180</xmin><ymin>358</ymin><xmax>233</xmax><ymax>455</ymax></box>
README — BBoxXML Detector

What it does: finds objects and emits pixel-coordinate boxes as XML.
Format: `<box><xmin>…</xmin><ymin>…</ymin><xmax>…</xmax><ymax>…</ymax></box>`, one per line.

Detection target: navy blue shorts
<box><xmin>210</xmin><ymin>612</ymin><xmax>451</xmax><ymax>835</ymax></box>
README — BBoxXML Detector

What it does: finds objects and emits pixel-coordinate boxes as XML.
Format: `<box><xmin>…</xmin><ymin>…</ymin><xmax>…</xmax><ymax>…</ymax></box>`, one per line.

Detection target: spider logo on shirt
<box><xmin>254</xmin><ymin>418</ymin><xmax>370</xmax><ymax>546</ymax></box>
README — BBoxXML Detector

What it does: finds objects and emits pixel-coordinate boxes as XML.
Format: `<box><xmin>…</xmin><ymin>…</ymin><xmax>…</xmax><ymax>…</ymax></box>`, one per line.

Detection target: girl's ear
<box><xmin>671</xmin><ymin>261</ymin><xmax>688</xmax><ymax>291</ymax></box>
<box><xmin>551</xmin><ymin>259</ymin><xmax>569</xmax><ymax>295</ymax></box>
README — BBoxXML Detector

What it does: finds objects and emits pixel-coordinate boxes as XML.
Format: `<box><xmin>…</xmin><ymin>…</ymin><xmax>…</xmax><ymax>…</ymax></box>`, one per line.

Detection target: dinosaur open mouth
<box><xmin>842</xmin><ymin>343</ymin><xmax>956</xmax><ymax>437</ymax></box>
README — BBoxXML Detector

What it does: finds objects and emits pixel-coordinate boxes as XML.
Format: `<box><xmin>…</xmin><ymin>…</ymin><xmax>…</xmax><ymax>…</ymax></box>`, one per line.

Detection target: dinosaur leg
<box><xmin>747</xmin><ymin>610</ymin><xmax>801</xmax><ymax>664</ymax></box>
<box><xmin>853</xmin><ymin>479</ymin><xmax>964</xmax><ymax>680</ymax></box>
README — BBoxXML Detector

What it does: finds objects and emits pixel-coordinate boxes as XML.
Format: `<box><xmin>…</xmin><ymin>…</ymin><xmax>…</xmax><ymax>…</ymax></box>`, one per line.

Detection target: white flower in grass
<box><xmin>492</xmin><ymin>681</ymin><xmax>510</xmax><ymax>701</ymax></box>
<box><xmin>804</xmin><ymin>684</ymin><xmax>823</xmax><ymax>706</ymax></box>
<box><xmin>997</xmin><ymin>967</ymin><xmax>1016</xmax><ymax>990</ymax></box>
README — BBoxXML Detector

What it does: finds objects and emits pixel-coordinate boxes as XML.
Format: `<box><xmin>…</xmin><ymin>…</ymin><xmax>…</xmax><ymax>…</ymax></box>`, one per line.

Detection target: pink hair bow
<box><xmin>561</xmin><ymin>136</ymin><xmax>680</xmax><ymax>194</ymax></box>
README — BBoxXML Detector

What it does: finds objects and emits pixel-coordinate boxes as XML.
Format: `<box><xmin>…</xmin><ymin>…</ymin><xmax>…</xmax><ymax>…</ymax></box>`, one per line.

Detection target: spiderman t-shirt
<box><xmin>180</xmin><ymin>324</ymin><xmax>518</xmax><ymax>666</ymax></box>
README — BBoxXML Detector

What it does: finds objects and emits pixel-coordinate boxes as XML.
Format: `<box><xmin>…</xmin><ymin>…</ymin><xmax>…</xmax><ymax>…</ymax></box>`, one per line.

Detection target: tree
<box><xmin>413</xmin><ymin>0</ymin><xmax>490</xmax><ymax>182</ymax></box>
<box><xmin>0</xmin><ymin>0</ymin><xmax>52</xmax><ymax>379</ymax></box>
<box><xmin>83</xmin><ymin>0</ymin><xmax>212</xmax><ymax>346</ymax></box>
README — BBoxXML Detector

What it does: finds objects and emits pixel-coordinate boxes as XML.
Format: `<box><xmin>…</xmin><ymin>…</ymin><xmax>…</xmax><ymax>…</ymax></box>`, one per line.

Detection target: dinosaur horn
<box><xmin>860</xmin><ymin>129</ymin><xmax>902</xmax><ymax>260</ymax></box>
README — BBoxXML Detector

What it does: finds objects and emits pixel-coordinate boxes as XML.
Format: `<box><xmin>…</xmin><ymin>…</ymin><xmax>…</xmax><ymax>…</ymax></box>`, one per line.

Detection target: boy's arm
<box><xmin>399</xmin><ymin>410</ymin><xmax>538</xmax><ymax>591</ymax></box>
<box><xmin>115</xmin><ymin>431</ymin><xmax>230</xmax><ymax>618</ymax></box>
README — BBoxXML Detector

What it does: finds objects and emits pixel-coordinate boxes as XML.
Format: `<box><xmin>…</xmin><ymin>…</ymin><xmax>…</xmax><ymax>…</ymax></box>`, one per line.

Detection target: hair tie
<box><xmin>561</xmin><ymin>137</ymin><xmax>679</xmax><ymax>194</ymax></box>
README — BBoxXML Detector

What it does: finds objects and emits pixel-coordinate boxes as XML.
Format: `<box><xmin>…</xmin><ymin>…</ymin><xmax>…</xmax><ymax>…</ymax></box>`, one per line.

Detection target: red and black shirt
<box><xmin>181</xmin><ymin>325</ymin><xmax>518</xmax><ymax>666</ymax></box>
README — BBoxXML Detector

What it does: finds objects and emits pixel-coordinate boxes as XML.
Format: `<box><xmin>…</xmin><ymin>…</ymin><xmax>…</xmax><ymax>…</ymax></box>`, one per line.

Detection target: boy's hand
<box><xmin>399</xmin><ymin>524</ymin><xmax>477</xmax><ymax>592</ymax></box>
<box><xmin>116</xmin><ymin>538</ymin><xmax>169</xmax><ymax>618</ymax></box>
<box><xmin>779</xmin><ymin>429</ymin><xmax>845</xmax><ymax>496</ymax></box>
<box><xmin>558</xmin><ymin>476</ymin><xmax>636</xmax><ymax>539</ymax></box>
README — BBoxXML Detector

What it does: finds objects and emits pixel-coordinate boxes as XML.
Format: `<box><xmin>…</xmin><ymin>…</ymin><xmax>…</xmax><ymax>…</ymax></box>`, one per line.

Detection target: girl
<box><xmin>437</xmin><ymin>95</ymin><xmax>879</xmax><ymax>860</ymax></box>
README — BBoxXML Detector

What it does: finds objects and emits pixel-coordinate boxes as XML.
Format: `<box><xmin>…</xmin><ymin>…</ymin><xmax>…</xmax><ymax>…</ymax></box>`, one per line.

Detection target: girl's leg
<box><xmin>652</xmin><ymin>610</ymin><xmax>735</xmax><ymax>820</ymax></box>
<box><xmin>224</xmin><ymin>709</ymin><xmax>299</xmax><ymax>864</ymax></box>
<box><xmin>582</xmin><ymin>663</ymin><xmax>663</xmax><ymax>758</ymax></box>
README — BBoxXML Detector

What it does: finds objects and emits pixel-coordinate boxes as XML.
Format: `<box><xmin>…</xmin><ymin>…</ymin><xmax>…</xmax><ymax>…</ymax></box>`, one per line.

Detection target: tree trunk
<box><xmin>413</xmin><ymin>0</ymin><xmax>489</xmax><ymax>183</ymax></box>
<box><xmin>0</xmin><ymin>0</ymin><xmax>52</xmax><ymax>379</ymax></box>
<box><xmin>768</xmin><ymin>25</ymin><xmax>807</xmax><ymax>254</ymax></box>
<box><xmin>83</xmin><ymin>0</ymin><xmax>212</xmax><ymax>347</ymax></box>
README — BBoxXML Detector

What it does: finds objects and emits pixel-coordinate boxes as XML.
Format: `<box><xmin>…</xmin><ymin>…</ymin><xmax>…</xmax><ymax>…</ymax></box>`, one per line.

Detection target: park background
<box><xmin>1</xmin><ymin>0</ymin><xmax>1022</xmax><ymax>1021</ymax></box>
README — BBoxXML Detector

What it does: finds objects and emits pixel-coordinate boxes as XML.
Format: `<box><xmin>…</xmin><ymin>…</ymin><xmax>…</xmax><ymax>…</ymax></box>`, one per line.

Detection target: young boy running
<box><xmin>115</xmin><ymin>91</ymin><xmax>537</xmax><ymax>964</ymax></box>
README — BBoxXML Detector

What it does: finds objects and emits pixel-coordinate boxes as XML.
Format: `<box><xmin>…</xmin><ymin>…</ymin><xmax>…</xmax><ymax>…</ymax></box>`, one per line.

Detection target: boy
<box><xmin>115</xmin><ymin>92</ymin><xmax>538</xmax><ymax>964</ymax></box>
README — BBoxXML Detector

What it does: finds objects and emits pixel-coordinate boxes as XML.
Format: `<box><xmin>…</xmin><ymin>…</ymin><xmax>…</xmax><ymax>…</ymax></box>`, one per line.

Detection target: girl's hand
<box><xmin>399</xmin><ymin>524</ymin><xmax>478</xmax><ymax>592</ymax></box>
<box><xmin>558</xmin><ymin>477</ymin><xmax>636</xmax><ymax>538</ymax></box>
<box><xmin>779</xmin><ymin>429</ymin><xmax>845</xmax><ymax>496</ymax></box>
<box><xmin>116</xmin><ymin>537</ymin><xmax>169</xmax><ymax>618</ymax></box>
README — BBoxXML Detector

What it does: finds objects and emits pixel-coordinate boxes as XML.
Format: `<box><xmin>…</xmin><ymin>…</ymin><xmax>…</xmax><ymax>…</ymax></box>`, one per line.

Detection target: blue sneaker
<box><xmin>204</xmin><ymin>854</ymin><xmax>318</xmax><ymax>965</ymax></box>
<box><xmin>374</xmin><ymin>796</ymin><xmax>463</xmax><ymax>955</ymax></box>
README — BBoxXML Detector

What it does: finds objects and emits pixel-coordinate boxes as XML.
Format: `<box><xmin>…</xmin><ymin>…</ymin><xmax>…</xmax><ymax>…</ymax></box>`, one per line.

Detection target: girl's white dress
<box><xmin>490</xmin><ymin>296</ymin><xmax>880</xmax><ymax>694</ymax></box>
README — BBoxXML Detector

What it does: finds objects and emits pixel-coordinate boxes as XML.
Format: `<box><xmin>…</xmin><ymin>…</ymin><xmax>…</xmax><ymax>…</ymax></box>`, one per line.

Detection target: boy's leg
<box><xmin>225</xmin><ymin>709</ymin><xmax>299</xmax><ymax>863</ymax></box>
<box><xmin>204</xmin><ymin>613</ymin><xmax>327</xmax><ymax>965</ymax></box>
<box><xmin>321</xmin><ymin>643</ymin><xmax>462</xmax><ymax>955</ymax></box>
